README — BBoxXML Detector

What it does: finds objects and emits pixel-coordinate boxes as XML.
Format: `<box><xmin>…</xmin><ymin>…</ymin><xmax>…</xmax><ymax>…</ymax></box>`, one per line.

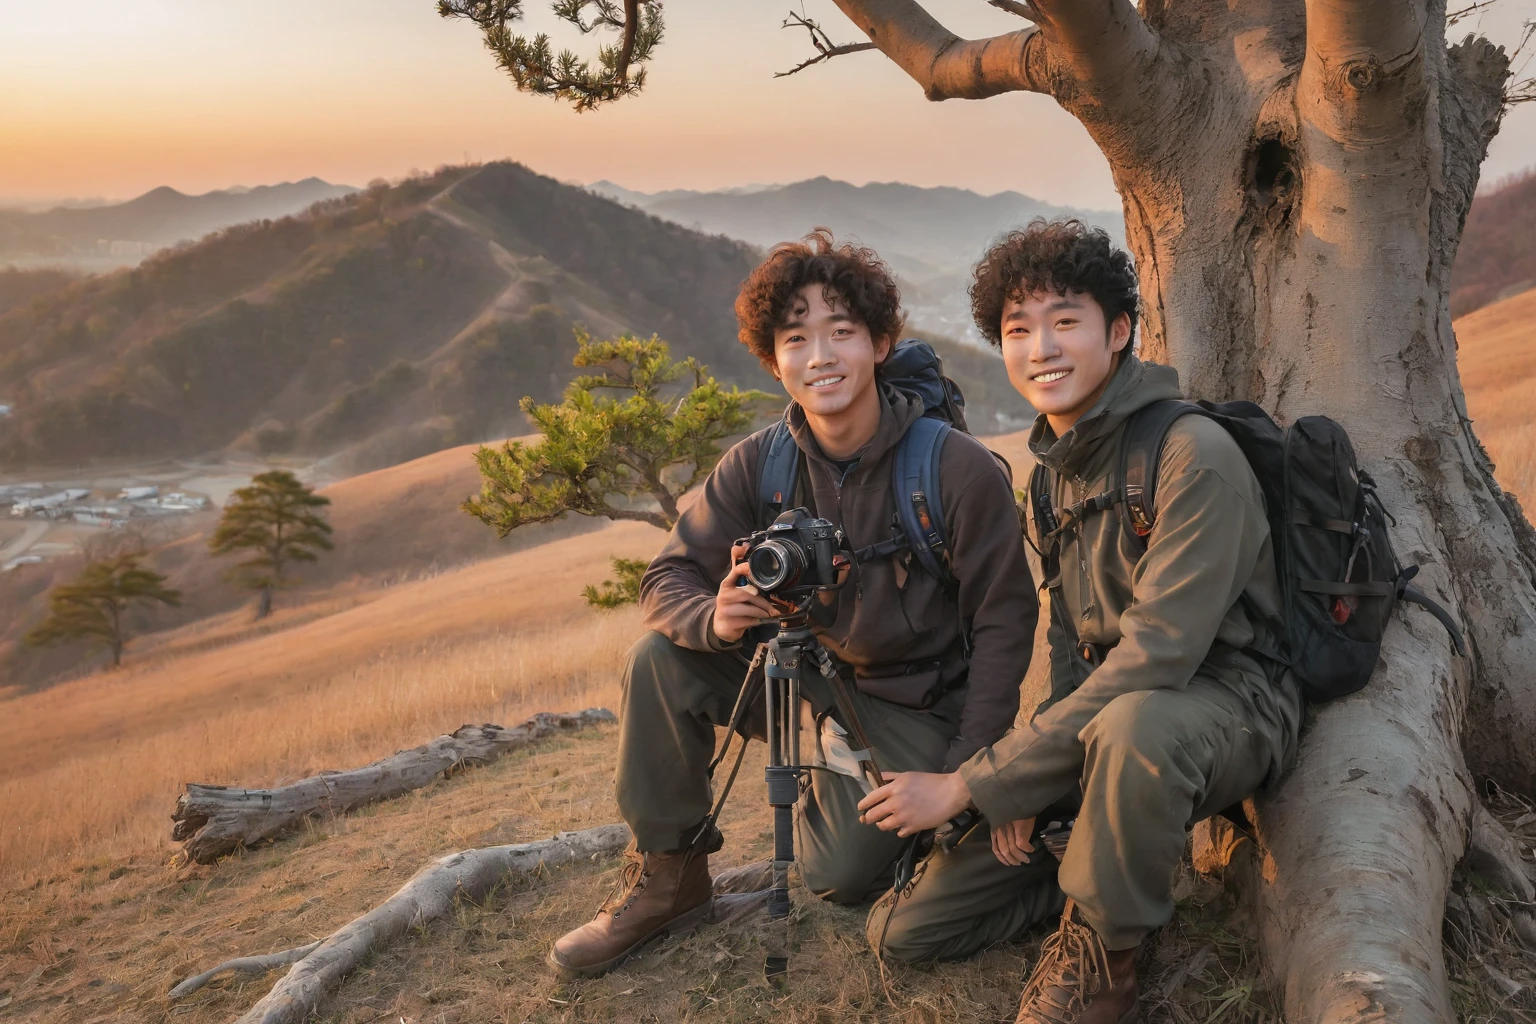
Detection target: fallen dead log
<box><xmin>171</xmin><ymin>709</ymin><xmax>616</xmax><ymax>864</ymax></box>
<box><xmin>173</xmin><ymin>835</ymin><xmax>773</xmax><ymax>1019</ymax></box>
<box><xmin>226</xmin><ymin>823</ymin><xmax>632</xmax><ymax>1024</ymax></box>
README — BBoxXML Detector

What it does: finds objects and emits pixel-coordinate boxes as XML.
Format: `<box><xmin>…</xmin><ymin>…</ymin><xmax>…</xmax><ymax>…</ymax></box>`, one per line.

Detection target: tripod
<box><xmin>697</xmin><ymin>608</ymin><xmax>886</xmax><ymax>982</ymax></box>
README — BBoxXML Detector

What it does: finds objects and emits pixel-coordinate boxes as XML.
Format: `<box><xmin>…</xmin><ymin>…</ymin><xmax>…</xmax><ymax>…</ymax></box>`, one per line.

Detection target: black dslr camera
<box><xmin>738</xmin><ymin>508</ymin><xmax>843</xmax><ymax>598</ymax></box>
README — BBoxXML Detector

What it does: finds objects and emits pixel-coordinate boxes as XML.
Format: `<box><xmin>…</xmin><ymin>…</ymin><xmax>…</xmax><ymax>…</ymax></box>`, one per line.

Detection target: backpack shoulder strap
<box><xmin>1028</xmin><ymin>462</ymin><xmax>1058</xmax><ymax>554</ymax></box>
<box><xmin>1118</xmin><ymin>399</ymin><xmax>1204</xmax><ymax>552</ymax></box>
<box><xmin>892</xmin><ymin>415</ymin><xmax>955</xmax><ymax>588</ymax></box>
<box><xmin>755</xmin><ymin>417</ymin><xmax>801</xmax><ymax>528</ymax></box>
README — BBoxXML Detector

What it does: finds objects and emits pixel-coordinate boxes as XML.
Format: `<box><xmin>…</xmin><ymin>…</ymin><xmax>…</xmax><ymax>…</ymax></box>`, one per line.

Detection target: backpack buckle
<box><xmin>1125</xmin><ymin>485</ymin><xmax>1154</xmax><ymax>536</ymax></box>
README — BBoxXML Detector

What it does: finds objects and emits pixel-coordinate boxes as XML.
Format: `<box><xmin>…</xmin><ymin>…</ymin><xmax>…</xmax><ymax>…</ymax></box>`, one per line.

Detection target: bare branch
<box><xmin>828</xmin><ymin>0</ymin><xmax>1049</xmax><ymax>99</ymax></box>
<box><xmin>987</xmin><ymin>0</ymin><xmax>1039</xmax><ymax>24</ymax></box>
<box><xmin>1508</xmin><ymin>19</ymin><xmax>1536</xmax><ymax>102</ymax></box>
<box><xmin>1447</xmin><ymin>0</ymin><xmax>1500</xmax><ymax>28</ymax></box>
<box><xmin>777</xmin><ymin>11</ymin><xmax>878</xmax><ymax>78</ymax></box>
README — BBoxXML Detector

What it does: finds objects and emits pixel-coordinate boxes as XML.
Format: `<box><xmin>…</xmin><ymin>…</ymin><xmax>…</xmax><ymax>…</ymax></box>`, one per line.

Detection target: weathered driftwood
<box><xmin>171</xmin><ymin>709</ymin><xmax>616</xmax><ymax>864</ymax></box>
<box><xmin>168</xmin><ymin>941</ymin><xmax>322</xmax><ymax>1000</ymax></box>
<box><xmin>178</xmin><ymin>836</ymin><xmax>774</xmax><ymax>1019</ymax></box>
<box><xmin>229</xmin><ymin>823</ymin><xmax>632</xmax><ymax>1024</ymax></box>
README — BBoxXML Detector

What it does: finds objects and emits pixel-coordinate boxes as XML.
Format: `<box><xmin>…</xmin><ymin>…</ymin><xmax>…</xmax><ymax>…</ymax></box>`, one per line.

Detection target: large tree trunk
<box><xmin>833</xmin><ymin>1</ymin><xmax>1535</xmax><ymax>1020</ymax></box>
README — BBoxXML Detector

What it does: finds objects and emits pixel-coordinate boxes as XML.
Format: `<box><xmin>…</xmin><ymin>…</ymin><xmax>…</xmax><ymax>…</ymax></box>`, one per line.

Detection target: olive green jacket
<box><xmin>958</xmin><ymin>354</ymin><xmax>1305</xmax><ymax>825</ymax></box>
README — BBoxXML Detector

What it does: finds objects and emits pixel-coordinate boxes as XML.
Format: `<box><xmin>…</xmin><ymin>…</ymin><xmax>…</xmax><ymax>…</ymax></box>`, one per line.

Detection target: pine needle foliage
<box><xmin>582</xmin><ymin>557</ymin><xmax>649</xmax><ymax>608</ymax></box>
<box><xmin>464</xmin><ymin>331</ymin><xmax>774</xmax><ymax>606</ymax></box>
<box><xmin>438</xmin><ymin>0</ymin><xmax>664</xmax><ymax>111</ymax></box>
<box><xmin>25</xmin><ymin>553</ymin><xmax>181</xmax><ymax>667</ymax></box>
<box><xmin>208</xmin><ymin>469</ymin><xmax>334</xmax><ymax>620</ymax></box>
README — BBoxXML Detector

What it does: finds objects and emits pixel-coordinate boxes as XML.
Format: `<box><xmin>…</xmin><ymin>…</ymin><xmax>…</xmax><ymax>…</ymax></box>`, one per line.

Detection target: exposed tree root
<box><xmin>167</xmin><ymin>941</ymin><xmax>322</xmax><ymax>1000</ymax></box>
<box><xmin>175</xmin><ymin>829</ymin><xmax>776</xmax><ymax>1022</ymax></box>
<box><xmin>170</xmin><ymin>709</ymin><xmax>615</xmax><ymax>864</ymax></box>
<box><xmin>224</xmin><ymin>823</ymin><xmax>631</xmax><ymax>1024</ymax></box>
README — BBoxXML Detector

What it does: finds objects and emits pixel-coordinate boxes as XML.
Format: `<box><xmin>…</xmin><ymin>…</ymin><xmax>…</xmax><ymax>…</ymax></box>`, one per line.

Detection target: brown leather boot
<box><xmin>1015</xmin><ymin>900</ymin><xmax>1140</xmax><ymax>1024</ymax></box>
<box><xmin>547</xmin><ymin>845</ymin><xmax>714</xmax><ymax>977</ymax></box>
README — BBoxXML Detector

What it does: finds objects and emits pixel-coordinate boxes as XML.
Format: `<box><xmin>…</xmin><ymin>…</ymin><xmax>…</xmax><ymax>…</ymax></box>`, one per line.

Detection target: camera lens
<box><xmin>747</xmin><ymin>539</ymin><xmax>804</xmax><ymax>592</ymax></box>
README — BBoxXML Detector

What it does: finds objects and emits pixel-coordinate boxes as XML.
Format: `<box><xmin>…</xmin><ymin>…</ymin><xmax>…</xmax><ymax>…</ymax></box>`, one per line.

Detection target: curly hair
<box><xmin>969</xmin><ymin>219</ymin><xmax>1139</xmax><ymax>347</ymax></box>
<box><xmin>735</xmin><ymin>228</ymin><xmax>905</xmax><ymax>374</ymax></box>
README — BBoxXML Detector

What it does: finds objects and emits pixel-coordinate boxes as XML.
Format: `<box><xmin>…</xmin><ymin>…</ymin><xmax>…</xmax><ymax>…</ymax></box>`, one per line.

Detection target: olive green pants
<box><xmin>615</xmin><ymin>630</ymin><xmax>967</xmax><ymax>903</ymax></box>
<box><xmin>867</xmin><ymin>678</ymin><xmax>1278</xmax><ymax>959</ymax></box>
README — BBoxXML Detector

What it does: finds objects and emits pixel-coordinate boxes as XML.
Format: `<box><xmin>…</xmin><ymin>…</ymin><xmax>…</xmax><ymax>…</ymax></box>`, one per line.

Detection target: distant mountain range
<box><xmin>0</xmin><ymin>163</ymin><xmax>1033</xmax><ymax>473</ymax></box>
<box><xmin>0</xmin><ymin>178</ymin><xmax>358</xmax><ymax>272</ymax></box>
<box><xmin>588</xmin><ymin>177</ymin><xmax>1124</xmax><ymax>341</ymax></box>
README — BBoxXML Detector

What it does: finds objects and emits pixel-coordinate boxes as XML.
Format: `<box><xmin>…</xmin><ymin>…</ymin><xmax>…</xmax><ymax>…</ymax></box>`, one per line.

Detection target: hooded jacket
<box><xmin>958</xmin><ymin>354</ymin><xmax>1305</xmax><ymax>824</ymax></box>
<box><xmin>640</xmin><ymin>383</ymin><xmax>1039</xmax><ymax>770</ymax></box>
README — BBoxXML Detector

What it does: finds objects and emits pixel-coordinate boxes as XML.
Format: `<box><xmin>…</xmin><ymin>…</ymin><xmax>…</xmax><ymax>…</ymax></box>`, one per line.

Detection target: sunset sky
<box><xmin>2</xmin><ymin>0</ymin><xmax>1533</xmax><ymax>210</ymax></box>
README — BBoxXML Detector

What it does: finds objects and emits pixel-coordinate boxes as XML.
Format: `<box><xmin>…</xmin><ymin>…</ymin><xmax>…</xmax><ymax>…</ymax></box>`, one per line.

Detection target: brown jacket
<box><xmin>640</xmin><ymin>384</ymin><xmax>1039</xmax><ymax>769</ymax></box>
<box><xmin>959</xmin><ymin>355</ymin><xmax>1305</xmax><ymax>823</ymax></box>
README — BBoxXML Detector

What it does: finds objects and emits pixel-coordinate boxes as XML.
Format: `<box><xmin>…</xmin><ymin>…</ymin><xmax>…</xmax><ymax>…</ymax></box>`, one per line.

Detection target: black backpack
<box><xmin>756</xmin><ymin>339</ymin><xmax>980</xmax><ymax>591</ymax></box>
<box><xmin>1028</xmin><ymin>399</ymin><xmax>1465</xmax><ymax>704</ymax></box>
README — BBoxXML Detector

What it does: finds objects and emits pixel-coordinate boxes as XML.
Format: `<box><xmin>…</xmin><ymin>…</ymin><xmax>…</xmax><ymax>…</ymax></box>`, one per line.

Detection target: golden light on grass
<box><xmin>1456</xmin><ymin>287</ymin><xmax>1536</xmax><ymax>511</ymax></box>
<box><xmin>0</xmin><ymin>523</ymin><xmax>654</xmax><ymax>882</ymax></box>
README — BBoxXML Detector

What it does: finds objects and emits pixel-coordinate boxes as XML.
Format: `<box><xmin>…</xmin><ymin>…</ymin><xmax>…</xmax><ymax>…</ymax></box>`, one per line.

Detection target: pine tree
<box><xmin>464</xmin><ymin>331</ymin><xmax>773</xmax><ymax>606</ymax></box>
<box><xmin>209</xmin><ymin>470</ymin><xmax>334</xmax><ymax>620</ymax></box>
<box><xmin>26</xmin><ymin>553</ymin><xmax>181</xmax><ymax>667</ymax></box>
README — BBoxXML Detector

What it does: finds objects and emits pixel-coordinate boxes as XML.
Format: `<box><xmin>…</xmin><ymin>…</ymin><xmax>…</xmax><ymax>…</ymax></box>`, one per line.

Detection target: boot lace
<box><xmin>1017</xmin><ymin>914</ymin><xmax>1112</xmax><ymax>1023</ymax></box>
<box><xmin>600</xmin><ymin>852</ymin><xmax>649</xmax><ymax>920</ymax></box>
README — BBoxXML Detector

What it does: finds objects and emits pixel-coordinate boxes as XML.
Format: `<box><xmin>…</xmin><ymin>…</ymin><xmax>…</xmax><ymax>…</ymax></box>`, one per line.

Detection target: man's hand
<box><xmin>712</xmin><ymin>542</ymin><xmax>777</xmax><ymax>643</ymax></box>
<box><xmin>856</xmin><ymin>771</ymin><xmax>971</xmax><ymax>838</ymax></box>
<box><xmin>991</xmin><ymin>817</ymin><xmax>1036</xmax><ymax>866</ymax></box>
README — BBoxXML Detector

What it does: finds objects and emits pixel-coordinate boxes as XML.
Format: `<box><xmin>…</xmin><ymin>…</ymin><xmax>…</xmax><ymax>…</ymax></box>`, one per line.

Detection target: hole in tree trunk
<box><xmin>1246</xmin><ymin>136</ymin><xmax>1299</xmax><ymax>223</ymax></box>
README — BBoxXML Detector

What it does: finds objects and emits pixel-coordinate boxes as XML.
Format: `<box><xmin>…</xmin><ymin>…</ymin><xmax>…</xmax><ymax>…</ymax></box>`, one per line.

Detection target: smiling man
<box><xmin>546</xmin><ymin>230</ymin><xmax>1039</xmax><ymax>978</ymax></box>
<box><xmin>857</xmin><ymin>220</ymin><xmax>1303</xmax><ymax>1024</ymax></box>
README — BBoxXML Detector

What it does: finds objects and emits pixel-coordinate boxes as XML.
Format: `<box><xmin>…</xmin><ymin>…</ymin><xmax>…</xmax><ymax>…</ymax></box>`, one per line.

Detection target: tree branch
<box><xmin>987</xmin><ymin>0</ymin><xmax>1039</xmax><ymax>23</ymax></box>
<box><xmin>777</xmin><ymin>11</ymin><xmax>877</xmax><ymax>78</ymax></box>
<box><xmin>828</xmin><ymin>0</ymin><xmax>1050</xmax><ymax>99</ymax></box>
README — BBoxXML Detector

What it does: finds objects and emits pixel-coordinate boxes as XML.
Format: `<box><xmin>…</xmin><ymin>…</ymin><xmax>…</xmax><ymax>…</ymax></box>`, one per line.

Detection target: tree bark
<box><xmin>170</xmin><ymin>709</ymin><xmax>616</xmax><ymax>864</ymax></box>
<box><xmin>255</xmin><ymin>585</ymin><xmax>272</xmax><ymax>621</ymax></box>
<box><xmin>837</xmin><ymin>0</ymin><xmax>1535</xmax><ymax>1020</ymax></box>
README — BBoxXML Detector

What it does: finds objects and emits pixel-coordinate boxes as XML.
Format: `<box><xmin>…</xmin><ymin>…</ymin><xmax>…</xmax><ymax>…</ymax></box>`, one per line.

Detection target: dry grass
<box><xmin>0</xmin><ymin>694</ymin><xmax>1269</xmax><ymax>1024</ymax></box>
<box><xmin>0</xmin><ymin>520</ymin><xmax>660</xmax><ymax>883</ymax></box>
<box><xmin>1456</xmin><ymin>287</ymin><xmax>1536</xmax><ymax>511</ymax></box>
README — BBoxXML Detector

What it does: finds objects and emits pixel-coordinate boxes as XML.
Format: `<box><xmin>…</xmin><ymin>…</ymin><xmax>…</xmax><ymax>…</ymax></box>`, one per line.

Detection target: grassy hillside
<box><xmin>1455</xmin><ymin>285</ymin><xmax>1536</xmax><ymax>509</ymax></box>
<box><xmin>4</xmin><ymin>398</ymin><xmax>1534</xmax><ymax>1018</ymax></box>
<box><xmin>0</xmin><ymin>437</ymin><xmax>609</xmax><ymax>690</ymax></box>
<box><xmin>1452</xmin><ymin>170</ymin><xmax>1536</xmax><ymax>318</ymax></box>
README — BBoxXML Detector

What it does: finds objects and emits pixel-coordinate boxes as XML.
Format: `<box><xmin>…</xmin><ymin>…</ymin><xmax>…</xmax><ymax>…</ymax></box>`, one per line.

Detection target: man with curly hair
<box><xmin>858</xmin><ymin>220</ymin><xmax>1303</xmax><ymax>1023</ymax></box>
<box><xmin>548</xmin><ymin>230</ymin><xmax>1043</xmax><ymax>977</ymax></box>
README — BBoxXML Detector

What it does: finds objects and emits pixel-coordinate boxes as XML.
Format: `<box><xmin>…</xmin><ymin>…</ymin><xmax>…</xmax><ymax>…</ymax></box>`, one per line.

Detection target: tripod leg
<box><xmin>687</xmin><ymin>646</ymin><xmax>767</xmax><ymax>856</ymax></box>
<box><xmin>762</xmin><ymin>639</ymin><xmax>804</xmax><ymax>982</ymax></box>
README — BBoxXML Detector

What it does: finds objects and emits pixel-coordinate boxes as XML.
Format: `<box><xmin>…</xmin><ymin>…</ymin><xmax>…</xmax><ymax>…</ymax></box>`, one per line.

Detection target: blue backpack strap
<box><xmin>892</xmin><ymin>415</ymin><xmax>955</xmax><ymax>589</ymax></box>
<box><xmin>755</xmin><ymin>417</ymin><xmax>801</xmax><ymax>527</ymax></box>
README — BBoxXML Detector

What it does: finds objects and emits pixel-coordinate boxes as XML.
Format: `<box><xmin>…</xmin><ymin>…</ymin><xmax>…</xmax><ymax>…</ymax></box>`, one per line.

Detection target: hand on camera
<box><xmin>856</xmin><ymin>771</ymin><xmax>972</xmax><ymax>838</ymax></box>
<box><xmin>991</xmin><ymin>817</ymin><xmax>1037</xmax><ymax>866</ymax></box>
<box><xmin>712</xmin><ymin>542</ymin><xmax>777</xmax><ymax>643</ymax></box>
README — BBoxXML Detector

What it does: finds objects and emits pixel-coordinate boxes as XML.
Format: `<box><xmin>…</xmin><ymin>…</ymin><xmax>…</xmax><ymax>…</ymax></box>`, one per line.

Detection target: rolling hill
<box><xmin>1451</xmin><ymin>170</ymin><xmax>1536</xmax><ymax>318</ymax></box>
<box><xmin>0</xmin><ymin>178</ymin><xmax>357</xmax><ymax>271</ymax></box>
<box><xmin>0</xmin><ymin>162</ymin><xmax>1032</xmax><ymax>474</ymax></box>
<box><xmin>1452</xmin><ymin>284</ymin><xmax>1536</xmax><ymax>510</ymax></box>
